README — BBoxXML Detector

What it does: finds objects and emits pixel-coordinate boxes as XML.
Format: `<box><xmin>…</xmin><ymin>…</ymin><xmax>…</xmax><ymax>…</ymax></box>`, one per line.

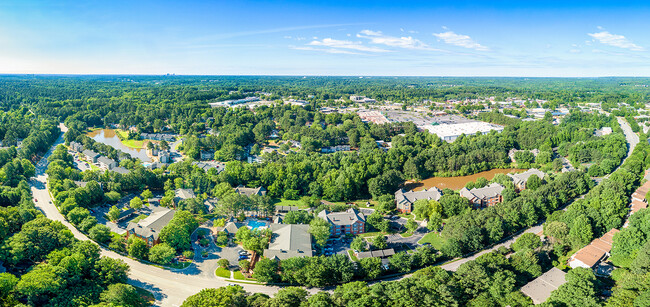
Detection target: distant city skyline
<box><xmin>1</xmin><ymin>0</ymin><xmax>650</xmax><ymax>76</ymax></box>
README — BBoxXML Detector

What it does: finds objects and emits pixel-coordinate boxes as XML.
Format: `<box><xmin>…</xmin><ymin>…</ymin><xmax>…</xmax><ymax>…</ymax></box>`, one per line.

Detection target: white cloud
<box><xmin>357</xmin><ymin>30</ymin><xmax>435</xmax><ymax>50</ymax></box>
<box><xmin>587</xmin><ymin>31</ymin><xmax>644</xmax><ymax>51</ymax></box>
<box><xmin>308</xmin><ymin>38</ymin><xmax>389</xmax><ymax>53</ymax></box>
<box><xmin>432</xmin><ymin>31</ymin><xmax>489</xmax><ymax>51</ymax></box>
<box><xmin>290</xmin><ymin>46</ymin><xmax>360</xmax><ymax>55</ymax></box>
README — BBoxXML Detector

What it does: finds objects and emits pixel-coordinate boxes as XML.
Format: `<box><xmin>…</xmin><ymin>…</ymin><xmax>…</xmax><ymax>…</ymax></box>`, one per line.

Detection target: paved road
<box><xmin>440</xmin><ymin>117</ymin><xmax>639</xmax><ymax>272</ymax></box>
<box><xmin>28</xmin><ymin>124</ymin><xmax>313</xmax><ymax>306</ymax></box>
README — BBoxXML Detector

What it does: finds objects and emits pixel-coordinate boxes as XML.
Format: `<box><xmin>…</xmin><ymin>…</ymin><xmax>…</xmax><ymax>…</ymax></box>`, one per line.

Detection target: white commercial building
<box><xmin>422</xmin><ymin>122</ymin><xmax>504</xmax><ymax>142</ymax></box>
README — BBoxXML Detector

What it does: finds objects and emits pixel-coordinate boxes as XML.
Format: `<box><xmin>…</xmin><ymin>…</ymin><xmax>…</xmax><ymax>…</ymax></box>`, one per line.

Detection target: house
<box><xmin>126</xmin><ymin>207</ymin><xmax>176</xmax><ymax>246</ymax></box>
<box><xmin>263</xmin><ymin>224</ymin><xmax>313</xmax><ymax>261</ymax></box>
<box><xmin>140</xmin><ymin>133</ymin><xmax>176</xmax><ymax>142</ymax></box>
<box><xmin>459</xmin><ymin>183</ymin><xmax>505</xmax><ymax>207</ymax></box>
<box><xmin>97</xmin><ymin>156</ymin><xmax>118</xmax><ymax>170</ymax></box>
<box><xmin>568</xmin><ymin>228</ymin><xmax>619</xmax><ymax>269</ymax></box>
<box><xmin>112</xmin><ymin>166</ymin><xmax>131</xmax><ymax>175</ymax></box>
<box><xmin>204</xmin><ymin>198</ymin><xmax>218</xmax><ymax>213</ymax></box>
<box><xmin>520</xmin><ymin>267</ymin><xmax>567</xmax><ymax>305</ymax></box>
<box><xmin>70</xmin><ymin>141</ymin><xmax>83</xmax><ymax>152</ymax></box>
<box><xmin>174</xmin><ymin>188</ymin><xmax>196</xmax><ymax>207</ymax></box>
<box><xmin>318</xmin><ymin>208</ymin><xmax>366</xmax><ymax>236</ymax></box>
<box><xmin>508</xmin><ymin>169</ymin><xmax>545</xmax><ymax>191</ymax></box>
<box><xmin>222</xmin><ymin>221</ymin><xmax>245</xmax><ymax>235</ymax></box>
<box><xmin>192</xmin><ymin>161</ymin><xmax>226</xmax><ymax>173</ymax></box>
<box><xmin>276</xmin><ymin>206</ymin><xmax>300</xmax><ymax>213</ymax></box>
<box><xmin>234</xmin><ymin>185</ymin><xmax>267</xmax><ymax>197</ymax></box>
<box><xmin>200</xmin><ymin>150</ymin><xmax>215</xmax><ymax>161</ymax></box>
<box><xmin>83</xmin><ymin>149</ymin><xmax>100</xmax><ymax>163</ymax></box>
<box><xmin>321</xmin><ymin>145</ymin><xmax>351</xmax><ymax>153</ymax></box>
<box><xmin>394</xmin><ymin>187</ymin><xmax>443</xmax><ymax>213</ymax></box>
<box><xmin>159</xmin><ymin>151</ymin><xmax>171</xmax><ymax>163</ymax></box>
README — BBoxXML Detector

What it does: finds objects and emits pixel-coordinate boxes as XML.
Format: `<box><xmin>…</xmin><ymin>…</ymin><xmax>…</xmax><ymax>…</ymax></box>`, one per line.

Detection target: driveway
<box><xmin>386</xmin><ymin>227</ymin><xmax>426</xmax><ymax>251</ymax></box>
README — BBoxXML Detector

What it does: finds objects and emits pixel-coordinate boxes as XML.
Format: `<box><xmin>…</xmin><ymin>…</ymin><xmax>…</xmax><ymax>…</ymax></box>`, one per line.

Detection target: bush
<box><xmin>218</xmin><ymin>259</ymin><xmax>230</xmax><ymax>268</ymax></box>
<box><xmin>149</xmin><ymin>243</ymin><xmax>176</xmax><ymax>265</ymax></box>
<box><xmin>182</xmin><ymin>250</ymin><xmax>195</xmax><ymax>259</ymax></box>
<box><xmin>216</xmin><ymin>232</ymin><xmax>228</xmax><ymax>246</ymax></box>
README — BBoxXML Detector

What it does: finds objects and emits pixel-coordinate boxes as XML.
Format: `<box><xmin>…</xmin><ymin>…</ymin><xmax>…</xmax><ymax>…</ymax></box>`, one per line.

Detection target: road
<box><xmin>440</xmin><ymin>117</ymin><xmax>639</xmax><ymax>271</ymax></box>
<box><xmin>28</xmin><ymin>124</ymin><xmax>308</xmax><ymax>306</ymax></box>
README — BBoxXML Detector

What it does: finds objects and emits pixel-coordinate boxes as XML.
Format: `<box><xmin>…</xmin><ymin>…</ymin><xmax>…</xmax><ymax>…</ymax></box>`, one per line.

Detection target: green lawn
<box><xmin>400</xmin><ymin>232</ymin><xmax>414</xmax><ymax>238</ymax></box>
<box><xmin>165</xmin><ymin>260</ymin><xmax>191</xmax><ymax>270</ymax></box>
<box><xmin>418</xmin><ymin>232</ymin><xmax>446</xmax><ymax>250</ymax></box>
<box><xmin>129</xmin><ymin>214</ymin><xmax>147</xmax><ymax>223</ymax></box>
<box><xmin>359</xmin><ymin>231</ymin><xmax>383</xmax><ymax>238</ymax></box>
<box><xmin>134</xmin><ymin>286</ymin><xmax>155</xmax><ymax>305</ymax></box>
<box><xmin>233</xmin><ymin>270</ymin><xmax>256</xmax><ymax>281</ymax></box>
<box><xmin>347</xmin><ymin>250</ymin><xmax>359</xmax><ymax>261</ymax></box>
<box><xmin>271</xmin><ymin>198</ymin><xmax>307</xmax><ymax>208</ymax></box>
<box><xmin>215</xmin><ymin>267</ymin><xmax>231</xmax><ymax>278</ymax></box>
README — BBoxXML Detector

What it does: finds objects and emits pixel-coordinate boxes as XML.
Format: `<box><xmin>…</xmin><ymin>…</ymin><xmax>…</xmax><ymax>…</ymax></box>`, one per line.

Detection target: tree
<box><xmin>526</xmin><ymin>174</ymin><xmax>542</xmax><ymax>191</ymax></box>
<box><xmin>0</xmin><ymin>273</ymin><xmax>18</xmax><ymax>307</ymax></box>
<box><xmin>253</xmin><ymin>258</ymin><xmax>279</xmax><ymax>283</ymax></box>
<box><xmin>350</xmin><ymin>236</ymin><xmax>367</xmax><ymax>252</ymax></box>
<box><xmin>309</xmin><ymin>218</ymin><xmax>331</xmax><ymax>247</ymax></box>
<box><xmin>388</xmin><ymin>251</ymin><xmax>412</xmax><ymax>273</ymax></box>
<box><xmin>160</xmin><ymin>222</ymin><xmax>191</xmax><ymax>251</ymax></box>
<box><xmin>141</xmin><ymin>189</ymin><xmax>154</xmax><ymax>200</ymax></box>
<box><xmin>108</xmin><ymin>205</ymin><xmax>121</xmax><ymax>222</ymax></box>
<box><xmin>160</xmin><ymin>140</ymin><xmax>169</xmax><ymax>151</ymax></box>
<box><xmin>366</xmin><ymin>211</ymin><xmax>389</xmax><ymax>232</ymax></box>
<box><xmin>511</xmin><ymin>233</ymin><xmax>542</xmax><ymax>252</ymax></box>
<box><xmin>67</xmin><ymin>207</ymin><xmax>90</xmax><ymax>225</ymax></box>
<box><xmin>88</xmin><ymin>224</ymin><xmax>111</xmax><ymax>243</ymax></box>
<box><xmin>406</xmin><ymin>219</ymin><xmax>419</xmax><ymax>233</ymax></box>
<box><xmin>15</xmin><ymin>264</ymin><xmax>66</xmax><ymax>306</ymax></box>
<box><xmin>127</xmin><ymin>237</ymin><xmax>149</xmax><ymax>260</ymax></box>
<box><xmin>372</xmin><ymin>235</ymin><xmax>387</xmax><ymax>250</ymax></box>
<box><xmin>265</xmin><ymin>287</ymin><xmax>308</xmax><ymax>307</ymax></box>
<box><xmin>284</xmin><ymin>210</ymin><xmax>313</xmax><ymax>224</ymax></box>
<box><xmin>130</xmin><ymin>197</ymin><xmax>143</xmax><ymax>210</ymax></box>
<box><xmin>239</xmin><ymin>260</ymin><xmax>250</xmax><ymax>272</ymax></box>
<box><xmin>307</xmin><ymin>292</ymin><xmax>335</xmax><ymax>307</ymax></box>
<box><xmin>218</xmin><ymin>259</ymin><xmax>230</xmax><ymax>269</ymax></box>
<box><xmin>100</xmin><ymin>283</ymin><xmax>148</xmax><ymax>307</ymax></box>
<box><xmin>149</xmin><ymin>243</ymin><xmax>176</xmax><ymax>264</ymax></box>
<box><xmin>359</xmin><ymin>257</ymin><xmax>383</xmax><ymax>280</ymax></box>
<box><xmin>546</xmin><ymin>268</ymin><xmax>600</xmax><ymax>307</ymax></box>
<box><xmin>180</xmin><ymin>286</ymin><xmax>247</xmax><ymax>307</ymax></box>
<box><xmin>439</xmin><ymin>194</ymin><xmax>470</xmax><ymax>218</ymax></box>
<box><xmin>105</xmin><ymin>191</ymin><xmax>122</xmax><ymax>203</ymax></box>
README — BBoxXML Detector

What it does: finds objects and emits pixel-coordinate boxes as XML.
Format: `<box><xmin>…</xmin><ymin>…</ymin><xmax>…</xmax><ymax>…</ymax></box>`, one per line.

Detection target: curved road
<box><xmin>29</xmin><ymin>124</ymin><xmax>304</xmax><ymax>307</ymax></box>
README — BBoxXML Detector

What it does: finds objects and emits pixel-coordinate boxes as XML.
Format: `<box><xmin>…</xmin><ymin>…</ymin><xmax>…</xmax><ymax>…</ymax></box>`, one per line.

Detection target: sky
<box><xmin>1</xmin><ymin>0</ymin><xmax>650</xmax><ymax>76</ymax></box>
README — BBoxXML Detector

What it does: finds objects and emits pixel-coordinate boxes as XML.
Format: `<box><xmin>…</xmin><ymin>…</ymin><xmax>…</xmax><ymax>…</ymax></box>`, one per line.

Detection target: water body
<box><xmin>87</xmin><ymin>129</ymin><xmax>152</xmax><ymax>162</ymax></box>
<box><xmin>408</xmin><ymin>168</ymin><xmax>528</xmax><ymax>191</ymax></box>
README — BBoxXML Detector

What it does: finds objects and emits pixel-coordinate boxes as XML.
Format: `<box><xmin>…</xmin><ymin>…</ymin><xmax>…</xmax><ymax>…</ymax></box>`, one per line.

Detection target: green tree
<box><xmin>265</xmin><ymin>287</ymin><xmax>308</xmax><ymax>307</ymax></box>
<box><xmin>406</xmin><ymin>219</ymin><xmax>419</xmax><ymax>233</ymax></box>
<box><xmin>130</xmin><ymin>197</ymin><xmax>144</xmax><ymax>210</ymax></box>
<box><xmin>239</xmin><ymin>260</ymin><xmax>250</xmax><ymax>272</ymax></box>
<box><xmin>511</xmin><ymin>233</ymin><xmax>542</xmax><ymax>252</ymax></box>
<box><xmin>309</xmin><ymin>217</ymin><xmax>331</xmax><ymax>247</ymax></box>
<box><xmin>107</xmin><ymin>205</ymin><xmax>121</xmax><ymax>222</ymax></box>
<box><xmin>0</xmin><ymin>273</ymin><xmax>19</xmax><ymax>307</ymax></box>
<box><xmin>127</xmin><ymin>237</ymin><xmax>149</xmax><ymax>260</ymax></box>
<box><xmin>253</xmin><ymin>258</ymin><xmax>279</xmax><ymax>283</ymax></box>
<box><xmin>100</xmin><ymin>283</ymin><xmax>148</xmax><ymax>307</ymax></box>
<box><xmin>141</xmin><ymin>189</ymin><xmax>154</xmax><ymax>200</ymax></box>
<box><xmin>526</xmin><ymin>174</ymin><xmax>542</xmax><ymax>191</ymax></box>
<box><xmin>359</xmin><ymin>257</ymin><xmax>383</xmax><ymax>280</ymax></box>
<box><xmin>372</xmin><ymin>235</ymin><xmax>387</xmax><ymax>250</ymax></box>
<box><xmin>88</xmin><ymin>224</ymin><xmax>111</xmax><ymax>243</ymax></box>
<box><xmin>149</xmin><ymin>243</ymin><xmax>176</xmax><ymax>264</ymax></box>
<box><xmin>67</xmin><ymin>206</ymin><xmax>90</xmax><ymax>225</ymax></box>
<box><xmin>180</xmin><ymin>286</ymin><xmax>247</xmax><ymax>307</ymax></box>
<box><xmin>350</xmin><ymin>236</ymin><xmax>367</xmax><ymax>252</ymax></box>
<box><xmin>15</xmin><ymin>264</ymin><xmax>66</xmax><ymax>306</ymax></box>
<box><xmin>218</xmin><ymin>259</ymin><xmax>230</xmax><ymax>269</ymax></box>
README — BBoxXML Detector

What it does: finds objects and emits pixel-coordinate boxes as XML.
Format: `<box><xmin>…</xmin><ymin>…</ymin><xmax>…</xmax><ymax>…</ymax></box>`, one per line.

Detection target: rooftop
<box><xmin>318</xmin><ymin>208</ymin><xmax>365</xmax><ymax>226</ymax></box>
<box><xmin>127</xmin><ymin>206</ymin><xmax>176</xmax><ymax>241</ymax></box>
<box><xmin>508</xmin><ymin>169</ymin><xmax>545</xmax><ymax>185</ymax></box>
<box><xmin>263</xmin><ymin>224</ymin><xmax>313</xmax><ymax>261</ymax></box>
<box><xmin>520</xmin><ymin>267</ymin><xmax>567</xmax><ymax>304</ymax></box>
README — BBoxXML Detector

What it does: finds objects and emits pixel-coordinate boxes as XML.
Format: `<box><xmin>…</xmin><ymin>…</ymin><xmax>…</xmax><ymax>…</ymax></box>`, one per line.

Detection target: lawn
<box><xmin>129</xmin><ymin>214</ymin><xmax>147</xmax><ymax>223</ymax></box>
<box><xmin>115</xmin><ymin>129</ymin><xmax>146</xmax><ymax>149</ymax></box>
<box><xmin>359</xmin><ymin>231</ymin><xmax>383</xmax><ymax>238</ymax></box>
<box><xmin>271</xmin><ymin>198</ymin><xmax>306</xmax><ymax>208</ymax></box>
<box><xmin>215</xmin><ymin>267</ymin><xmax>231</xmax><ymax>278</ymax></box>
<box><xmin>165</xmin><ymin>260</ymin><xmax>191</xmax><ymax>270</ymax></box>
<box><xmin>418</xmin><ymin>232</ymin><xmax>446</xmax><ymax>250</ymax></box>
<box><xmin>233</xmin><ymin>270</ymin><xmax>256</xmax><ymax>281</ymax></box>
<box><xmin>347</xmin><ymin>250</ymin><xmax>359</xmax><ymax>261</ymax></box>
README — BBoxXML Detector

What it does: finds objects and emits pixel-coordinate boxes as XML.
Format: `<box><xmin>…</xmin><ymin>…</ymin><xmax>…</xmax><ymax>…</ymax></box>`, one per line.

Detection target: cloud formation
<box><xmin>290</xmin><ymin>45</ymin><xmax>360</xmax><ymax>55</ymax></box>
<box><xmin>308</xmin><ymin>38</ymin><xmax>388</xmax><ymax>53</ymax></box>
<box><xmin>588</xmin><ymin>31</ymin><xmax>644</xmax><ymax>51</ymax></box>
<box><xmin>433</xmin><ymin>31</ymin><xmax>489</xmax><ymax>51</ymax></box>
<box><xmin>357</xmin><ymin>30</ymin><xmax>435</xmax><ymax>50</ymax></box>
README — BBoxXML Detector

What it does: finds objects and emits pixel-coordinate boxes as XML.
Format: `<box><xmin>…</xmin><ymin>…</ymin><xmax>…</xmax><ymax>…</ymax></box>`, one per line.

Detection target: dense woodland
<box><xmin>2</xmin><ymin>76</ymin><xmax>650</xmax><ymax>306</ymax></box>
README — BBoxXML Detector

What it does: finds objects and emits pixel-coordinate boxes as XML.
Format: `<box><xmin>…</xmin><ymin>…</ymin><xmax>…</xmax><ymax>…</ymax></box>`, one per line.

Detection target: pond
<box><xmin>87</xmin><ymin>129</ymin><xmax>152</xmax><ymax>162</ymax></box>
<box><xmin>407</xmin><ymin>168</ymin><xmax>528</xmax><ymax>191</ymax></box>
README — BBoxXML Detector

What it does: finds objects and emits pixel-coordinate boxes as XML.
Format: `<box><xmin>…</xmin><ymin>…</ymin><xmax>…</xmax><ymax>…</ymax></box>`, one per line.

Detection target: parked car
<box><xmin>239</xmin><ymin>251</ymin><xmax>249</xmax><ymax>256</ymax></box>
<box><xmin>238</xmin><ymin>255</ymin><xmax>248</xmax><ymax>260</ymax></box>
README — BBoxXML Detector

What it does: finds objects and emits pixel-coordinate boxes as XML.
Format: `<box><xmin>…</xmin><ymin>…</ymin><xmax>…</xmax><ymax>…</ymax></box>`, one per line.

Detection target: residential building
<box><xmin>192</xmin><ymin>161</ymin><xmax>226</xmax><ymax>173</ymax></box>
<box><xmin>112</xmin><ymin>166</ymin><xmax>130</xmax><ymax>175</ymax></box>
<box><xmin>204</xmin><ymin>198</ymin><xmax>218</xmax><ymax>213</ymax></box>
<box><xmin>234</xmin><ymin>185</ymin><xmax>267</xmax><ymax>197</ymax></box>
<box><xmin>140</xmin><ymin>133</ymin><xmax>176</xmax><ymax>142</ymax></box>
<box><xmin>83</xmin><ymin>149</ymin><xmax>100</xmax><ymax>163</ymax></box>
<box><xmin>508</xmin><ymin>169</ymin><xmax>545</xmax><ymax>191</ymax></box>
<box><xmin>568</xmin><ymin>228</ymin><xmax>619</xmax><ymax>269</ymax></box>
<box><xmin>159</xmin><ymin>151</ymin><xmax>171</xmax><ymax>163</ymax></box>
<box><xmin>200</xmin><ymin>150</ymin><xmax>215</xmax><ymax>160</ymax></box>
<box><xmin>126</xmin><ymin>207</ymin><xmax>176</xmax><ymax>246</ymax></box>
<box><xmin>318</xmin><ymin>208</ymin><xmax>366</xmax><ymax>236</ymax></box>
<box><xmin>520</xmin><ymin>267</ymin><xmax>567</xmax><ymax>305</ymax></box>
<box><xmin>263</xmin><ymin>224</ymin><xmax>313</xmax><ymax>261</ymax></box>
<box><xmin>394</xmin><ymin>187</ymin><xmax>443</xmax><ymax>213</ymax></box>
<box><xmin>276</xmin><ymin>206</ymin><xmax>300</xmax><ymax>213</ymax></box>
<box><xmin>321</xmin><ymin>145</ymin><xmax>351</xmax><ymax>153</ymax></box>
<box><xmin>70</xmin><ymin>141</ymin><xmax>83</xmax><ymax>152</ymax></box>
<box><xmin>459</xmin><ymin>183</ymin><xmax>505</xmax><ymax>207</ymax></box>
<box><xmin>97</xmin><ymin>156</ymin><xmax>118</xmax><ymax>170</ymax></box>
<box><xmin>174</xmin><ymin>188</ymin><xmax>196</xmax><ymax>207</ymax></box>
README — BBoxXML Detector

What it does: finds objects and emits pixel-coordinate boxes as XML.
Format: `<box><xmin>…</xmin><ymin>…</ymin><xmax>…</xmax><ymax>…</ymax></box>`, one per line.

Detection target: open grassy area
<box><xmin>129</xmin><ymin>214</ymin><xmax>147</xmax><ymax>223</ymax></box>
<box><xmin>233</xmin><ymin>270</ymin><xmax>256</xmax><ymax>281</ymax></box>
<box><xmin>347</xmin><ymin>250</ymin><xmax>359</xmax><ymax>261</ymax></box>
<box><xmin>165</xmin><ymin>260</ymin><xmax>192</xmax><ymax>270</ymax></box>
<box><xmin>115</xmin><ymin>129</ymin><xmax>146</xmax><ymax>149</ymax></box>
<box><xmin>418</xmin><ymin>232</ymin><xmax>446</xmax><ymax>250</ymax></box>
<box><xmin>271</xmin><ymin>198</ymin><xmax>306</xmax><ymax>208</ymax></box>
<box><xmin>215</xmin><ymin>267</ymin><xmax>231</xmax><ymax>278</ymax></box>
<box><xmin>359</xmin><ymin>231</ymin><xmax>383</xmax><ymax>238</ymax></box>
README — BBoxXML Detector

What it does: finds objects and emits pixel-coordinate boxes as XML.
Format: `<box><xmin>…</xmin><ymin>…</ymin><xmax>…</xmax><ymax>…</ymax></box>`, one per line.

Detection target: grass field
<box><xmin>233</xmin><ymin>270</ymin><xmax>256</xmax><ymax>281</ymax></box>
<box><xmin>215</xmin><ymin>267</ymin><xmax>231</xmax><ymax>278</ymax></box>
<box><xmin>134</xmin><ymin>286</ymin><xmax>155</xmax><ymax>305</ymax></box>
<box><xmin>115</xmin><ymin>129</ymin><xmax>146</xmax><ymax>149</ymax></box>
<box><xmin>418</xmin><ymin>232</ymin><xmax>446</xmax><ymax>250</ymax></box>
<box><xmin>347</xmin><ymin>250</ymin><xmax>359</xmax><ymax>261</ymax></box>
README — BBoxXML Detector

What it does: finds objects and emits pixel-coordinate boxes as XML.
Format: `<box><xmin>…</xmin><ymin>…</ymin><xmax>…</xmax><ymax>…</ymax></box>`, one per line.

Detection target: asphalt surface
<box><xmin>28</xmin><ymin>124</ymin><xmax>313</xmax><ymax>307</ymax></box>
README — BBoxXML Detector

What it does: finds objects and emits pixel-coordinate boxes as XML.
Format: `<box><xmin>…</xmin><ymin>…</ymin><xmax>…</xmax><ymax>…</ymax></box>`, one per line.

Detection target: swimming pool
<box><xmin>247</xmin><ymin>219</ymin><xmax>267</xmax><ymax>230</ymax></box>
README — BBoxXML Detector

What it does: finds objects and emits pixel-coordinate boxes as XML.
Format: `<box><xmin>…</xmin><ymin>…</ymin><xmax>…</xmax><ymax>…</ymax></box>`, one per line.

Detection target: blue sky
<box><xmin>1</xmin><ymin>0</ymin><xmax>650</xmax><ymax>76</ymax></box>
